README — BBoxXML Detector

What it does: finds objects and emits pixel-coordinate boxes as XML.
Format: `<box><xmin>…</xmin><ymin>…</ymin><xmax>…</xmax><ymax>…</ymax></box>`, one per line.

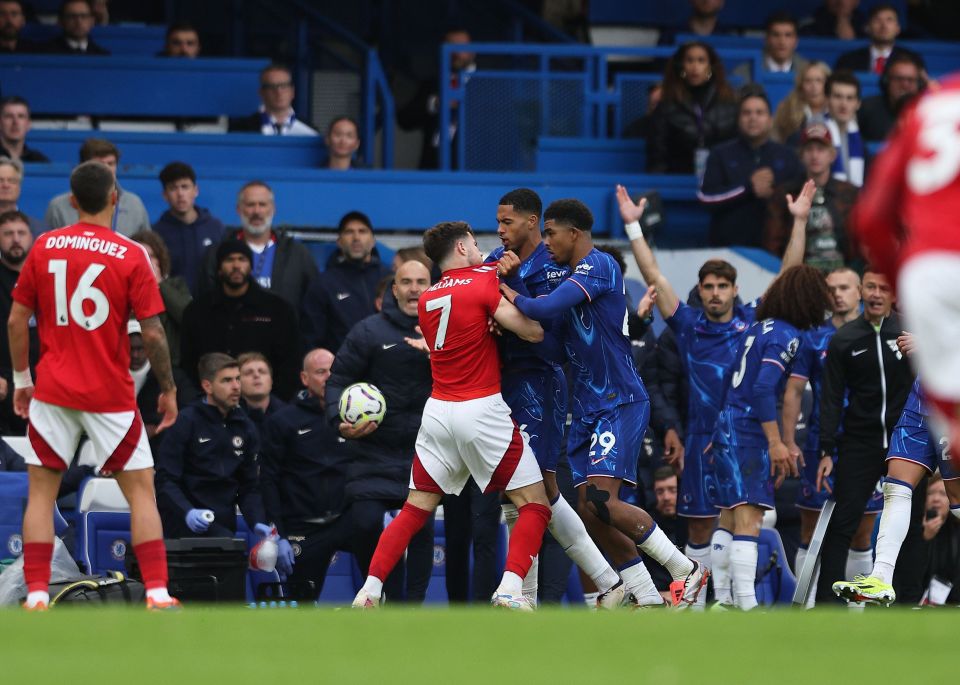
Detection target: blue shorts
<box><xmin>678</xmin><ymin>432</ymin><xmax>720</xmax><ymax>518</ymax></box>
<box><xmin>501</xmin><ymin>366</ymin><xmax>567</xmax><ymax>473</ymax></box>
<box><xmin>797</xmin><ymin>448</ymin><xmax>831</xmax><ymax>511</ymax></box>
<box><xmin>887</xmin><ymin>416</ymin><xmax>959</xmax><ymax>480</ymax></box>
<box><xmin>568</xmin><ymin>400</ymin><xmax>649</xmax><ymax>487</ymax></box>
<box><xmin>710</xmin><ymin>440</ymin><xmax>774</xmax><ymax>510</ymax></box>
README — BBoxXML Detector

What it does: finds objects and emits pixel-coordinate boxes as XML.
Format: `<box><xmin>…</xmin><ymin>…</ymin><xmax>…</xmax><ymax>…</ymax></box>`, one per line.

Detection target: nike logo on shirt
<box><xmin>297</xmin><ymin>428</ymin><xmax>312</xmax><ymax>435</ymax></box>
<box><xmin>852</xmin><ymin>349</ymin><xmax>867</xmax><ymax>357</ymax></box>
<box><xmin>336</xmin><ymin>293</ymin><xmax>350</xmax><ymax>300</ymax></box>
<box><xmin>198</xmin><ymin>437</ymin><xmax>212</xmax><ymax>443</ymax></box>
<box><xmin>382</xmin><ymin>343</ymin><xmax>397</xmax><ymax>350</ymax></box>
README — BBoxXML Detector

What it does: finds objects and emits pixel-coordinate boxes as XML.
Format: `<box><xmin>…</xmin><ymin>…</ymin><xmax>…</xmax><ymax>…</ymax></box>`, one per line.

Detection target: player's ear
<box><xmin>68</xmin><ymin>194</ymin><xmax>79</xmax><ymax>211</ymax></box>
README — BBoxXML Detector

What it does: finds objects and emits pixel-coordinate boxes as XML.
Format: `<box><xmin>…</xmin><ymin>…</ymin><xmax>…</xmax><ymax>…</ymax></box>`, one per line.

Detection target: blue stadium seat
<box><xmin>424</xmin><ymin>517</ymin><xmax>449</xmax><ymax>604</ymax></box>
<box><xmin>755</xmin><ymin>527</ymin><xmax>797</xmax><ymax>606</ymax></box>
<box><xmin>0</xmin><ymin>472</ymin><xmax>69</xmax><ymax>561</ymax></box>
<box><xmin>316</xmin><ymin>550</ymin><xmax>363</xmax><ymax>604</ymax></box>
<box><xmin>536</xmin><ymin>137</ymin><xmax>646</xmax><ymax>174</ymax></box>
<box><xmin>81</xmin><ymin>511</ymin><xmax>131</xmax><ymax>574</ymax></box>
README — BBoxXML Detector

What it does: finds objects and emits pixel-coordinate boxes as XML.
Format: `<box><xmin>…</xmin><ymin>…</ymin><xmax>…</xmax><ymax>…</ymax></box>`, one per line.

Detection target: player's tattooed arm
<box><xmin>139</xmin><ymin>316</ymin><xmax>176</xmax><ymax>391</ymax></box>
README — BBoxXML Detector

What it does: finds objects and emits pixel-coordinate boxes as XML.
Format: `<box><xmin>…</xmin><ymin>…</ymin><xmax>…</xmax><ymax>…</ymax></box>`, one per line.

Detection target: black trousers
<box><xmin>284</xmin><ymin>517</ymin><xmax>353</xmax><ymax>600</ymax></box>
<box><xmin>350</xmin><ymin>498</ymin><xmax>435</xmax><ymax>603</ymax></box>
<box><xmin>443</xmin><ymin>478</ymin><xmax>502</xmax><ymax>603</ymax></box>
<box><xmin>816</xmin><ymin>440</ymin><xmax>927</xmax><ymax>604</ymax></box>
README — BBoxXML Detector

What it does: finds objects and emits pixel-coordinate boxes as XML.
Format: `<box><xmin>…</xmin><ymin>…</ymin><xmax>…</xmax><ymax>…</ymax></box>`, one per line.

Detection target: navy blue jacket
<box><xmin>154</xmin><ymin>399</ymin><xmax>265</xmax><ymax>537</ymax></box>
<box><xmin>698</xmin><ymin>136</ymin><xmax>802</xmax><ymax>248</ymax></box>
<box><xmin>301</xmin><ymin>247</ymin><xmax>392</xmax><ymax>355</ymax></box>
<box><xmin>241</xmin><ymin>395</ymin><xmax>287</xmax><ymax>439</ymax></box>
<box><xmin>260</xmin><ymin>391</ymin><xmax>351</xmax><ymax>537</ymax></box>
<box><xmin>325</xmin><ymin>300</ymin><xmax>432</xmax><ymax>502</ymax></box>
<box><xmin>152</xmin><ymin>206</ymin><xmax>225</xmax><ymax>295</ymax></box>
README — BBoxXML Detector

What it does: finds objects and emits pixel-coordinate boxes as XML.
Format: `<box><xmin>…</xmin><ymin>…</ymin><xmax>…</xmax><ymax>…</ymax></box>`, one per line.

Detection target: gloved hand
<box><xmin>186</xmin><ymin>509</ymin><xmax>211</xmax><ymax>534</ymax></box>
<box><xmin>276</xmin><ymin>539</ymin><xmax>295</xmax><ymax>576</ymax></box>
<box><xmin>254</xmin><ymin>523</ymin><xmax>273</xmax><ymax>539</ymax></box>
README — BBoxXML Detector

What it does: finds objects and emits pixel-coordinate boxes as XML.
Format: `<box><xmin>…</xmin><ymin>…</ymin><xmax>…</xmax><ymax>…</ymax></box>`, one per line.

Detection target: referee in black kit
<box><xmin>815</xmin><ymin>269</ymin><xmax>920</xmax><ymax>604</ymax></box>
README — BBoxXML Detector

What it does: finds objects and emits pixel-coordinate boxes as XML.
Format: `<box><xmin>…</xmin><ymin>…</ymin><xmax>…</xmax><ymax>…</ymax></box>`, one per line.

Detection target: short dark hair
<box><xmin>79</xmin><ymin>138</ymin><xmax>120</xmax><ymax>163</ymax></box>
<box><xmin>653</xmin><ymin>466</ymin><xmax>677</xmax><ymax>483</ymax></box>
<box><xmin>764</xmin><ymin>11</ymin><xmax>798</xmax><ymax>33</ymax></box>
<box><xmin>422</xmin><ymin>220</ymin><xmax>474</xmax><ymax>265</ymax></box>
<box><xmin>130</xmin><ymin>229</ymin><xmax>171</xmax><ymax>278</ymax></box>
<box><xmin>375</xmin><ymin>273</ymin><xmax>393</xmax><ymax>302</ymax></box>
<box><xmin>498</xmin><ymin>188</ymin><xmax>542</xmax><ymax>218</ymax></box>
<box><xmin>0</xmin><ymin>209</ymin><xmax>30</xmax><ymax>229</ymax></box>
<box><xmin>826</xmin><ymin>70</ymin><xmax>861</xmax><ymax>99</ymax></box>
<box><xmin>326</xmin><ymin>116</ymin><xmax>359</xmax><ymax>136</ymax></box>
<box><xmin>338</xmin><ymin>210</ymin><xmax>372</xmax><ymax>233</ymax></box>
<box><xmin>59</xmin><ymin>0</ymin><xmax>92</xmax><ymax>19</ymax></box>
<box><xmin>395</xmin><ymin>246</ymin><xmax>432</xmax><ymax>269</ymax></box>
<box><xmin>868</xmin><ymin>2</ymin><xmax>899</xmax><ymax>21</ymax></box>
<box><xmin>0</xmin><ymin>95</ymin><xmax>29</xmax><ymax>115</ymax></box>
<box><xmin>698</xmin><ymin>259</ymin><xmax>737</xmax><ymax>285</ymax></box>
<box><xmin>165</xmin><ymin>21</ymin><xmax>198</xmax><ymax>39</ymax></box>
<box><xmin>198</xmin><ymin>352</ymin><xmax>239</xmax><ymax>383</ymax></box>
<box><xmin>158</xmin><ymin>161</ymin><xmax>196</xmax><ymax>188</ymax></box>
<box><xmin>69</xmin><ymin>161</ymin><xmax>114</xmax><ymax>214</ymax></box>
<box><xmin>543</xmin><ymin>198</ymin><xmax>593</xmax><ymax>232</ymax></box>
<box><xmin>738</xmin><ymin>84</ymin><xmax>771</xmax><ymax>114</ymax></box>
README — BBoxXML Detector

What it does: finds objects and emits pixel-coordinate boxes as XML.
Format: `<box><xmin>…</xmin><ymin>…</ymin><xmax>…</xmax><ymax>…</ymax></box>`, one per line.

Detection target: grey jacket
<box><xmin>44</xmin><ymin>185</ymin><xmax>151</xmax><ymax>236</ymax></box>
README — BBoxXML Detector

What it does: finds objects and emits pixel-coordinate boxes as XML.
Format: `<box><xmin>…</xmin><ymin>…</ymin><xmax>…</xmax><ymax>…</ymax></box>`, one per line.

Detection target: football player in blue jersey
<box><xmin>617</xmin><ymin>180</ymin><xmax>813</xmax><ymax>606</ymax></box>
<box><xmin>486</xmin><ymin>188</ymin><xmax>629</xmax><ymax>607</ymax></box>
<box><xmin>501</xmin><ymin>198</ymin><xmax>708</xmax><ymax>608</ymax></box>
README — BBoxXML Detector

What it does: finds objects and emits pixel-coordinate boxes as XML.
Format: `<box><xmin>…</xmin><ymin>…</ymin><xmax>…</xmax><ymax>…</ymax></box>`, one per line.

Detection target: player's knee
<box><xmin>585</xmin><ymin>484</ymin><xmax>611</xmax><ymax>525</ymax></box>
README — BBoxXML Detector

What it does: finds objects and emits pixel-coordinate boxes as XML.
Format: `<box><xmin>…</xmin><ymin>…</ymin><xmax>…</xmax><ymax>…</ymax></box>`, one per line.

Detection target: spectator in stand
<box><xmin>229</xmin><ymin>64</ymin><xmax>318</xmax><ymax>136</ymax></box>
<box><xmin>199</xmin><ymin>180</ymin><xmax>318</xmax><ymax>316</ymax></box>
<box><xmin>823</xmin><ymin>71</ymin><xmax>865</xmax><ymax>187</ymax></box>
<box><xmin>237</xmin><ymin>351</ymin><xmax>286</xmax><ymax>436</ymax></box>
<box><xmin>301</xmin><ymin>210</ymin><xmax>392</xmax><ymax>354</ymax></box>
<box><xmin>161</xmin><ymin>22</ymin><xmax>200</xmax><ymax>57</ymax></box>
<box><xmin>0</xmin><ymin>210</ymin><xmax>37</xmax><ymax>434</ymax></box>
<box><xmin>130</xmin><ymin>230</ymin><xmax>191</xmax><ymax>370</ymax></box>
<box><xmin>0</xmin><ymin>158</ymin><xmax>44</xmax><ymax>235</ymax></box>
<box><xmin>658</xmin><ymin>0</ymin><xmax>735</xmax><ymax>45</ymax></box>
<box><xmin>698</xmin><ymin>88</ymin><xmax>802</xmax><ymax>247</ymax></box>
<box><xmin>922</xmin><ymin>475</ymin><xmax>960</xmax><ymax>603</ymax></box>
<box><xmin>623</xmin><ymin>83</ymin><xmax>663</xmax><ymax>140</ymax></box>
<box><xmin>182</xmin><ymin>239</ymin><xmax>300</xmax><ymax>399</ymax></box>
<box><xmin>772</xmin><ymin>61</ymin><xmax>831</xmax><ymax>143</ymax></box>
<box><xmin>152</xmin><ymin>162</ymin><xmax>224</xmax><ymax>295</ymax></box>
<box><xmin>391</xmin><ymin>246</ymin><xmax>432</xmax><ymax>272</ymax></box>
<box><xmin>859</xmin><ymin>53</ymin><xmax>927</xmax><ymax>143</ymax></box>
<box><xmin>90</xmin><ymin>0</ymin><xmax>107</xmax><ymax>25</ymax></box>
<box><xmin>761</xmin><ymin>12</ymin><xmax>807</xmax><ymax>74</ymax></box>
<box><xmin>641</xmin><ymin>466</ymin><xmax>688</xmax><ymax>599</ymax></box>
<box><xmin>322</xmin><ymin>116</ymin><xmax>363</xmax><ymax>170</ymax></box>
<box><xmin>45</xmin><ymin>139</ymin><xmax>150</xmax><ymax>234</ymax></box>
<box><xmin>40</xmin><ymin>0</ymin><xmax>109</xmax><ymax>54</ymax></box>
<box><xmin>1</xmin><ymin>97</ymin><xmax>49</xmax><ymax>163</ymax></box>
<box><xmin>765</xmin><ymin>122</ymin><xmax>859</xmax><ymax>271</ymax></box>
<box><xmin>0</xmin><ymin>0</ymin><xmax>34</xmax><ymax>53</ymax></box>
<box><xmin>646</xmin><ymin>41</ymin><xmax>738</xmax><ymax>175</ymax></box>
<box><xmin>800</xmin><ymin>0</ymin><xmax>866</xmax><ymax>39</ymax></box>
<box><xmin>835</xmin><ymin>4</ymin><xmax>922</xmax><ymax>75</ymax></box>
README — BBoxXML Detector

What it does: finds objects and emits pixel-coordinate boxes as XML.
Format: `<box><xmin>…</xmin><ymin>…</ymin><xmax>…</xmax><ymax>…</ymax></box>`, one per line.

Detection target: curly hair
<box><xmin>755</xmin><ymin>265</ymin><xmax>830</xmax><ymax>330</ymax></box>
<box><xmin>661</xmin><ymin>41</ymin><xmax>735</xmax><ymax>106</ymax></box>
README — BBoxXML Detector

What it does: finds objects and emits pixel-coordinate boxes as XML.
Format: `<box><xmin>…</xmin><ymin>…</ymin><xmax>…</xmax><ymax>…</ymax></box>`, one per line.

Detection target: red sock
<box><xmin>133</xmin><ymin>539</ymin><xmax>169</xmax><ymax>590</ymax></box>
<box><xmin>23</xmin><ymin>542</ymin><xmax>53</xmax><ymax>593</ymax></box>
<box><xmin>504</xmin><ymin>502</ymin><xmax>551</xmax><ymax>578</ymax></box>
<box><xmin>368</xmin><ymin>502</ymin><xmax>431</xmax><ymax>582</ymax></box>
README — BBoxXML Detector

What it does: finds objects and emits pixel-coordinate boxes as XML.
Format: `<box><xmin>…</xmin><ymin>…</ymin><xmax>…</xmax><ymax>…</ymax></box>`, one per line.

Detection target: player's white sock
<box><xmin>497</xmin><ymin>571</ymin><xmax>524</xmax><ymax>597</ymax></box>
<box><xmin>503</xmin><ymin>502</ymin><xmax>539</xmax><ymax>602</ymax></box>
<box><xmin>710</xmin><ymin>528</ymin><xmax>733</xmax><ymax>605</ymax></box>
<box><xmin>582</xmin><ymin>591</ymin><xmax>599</xmax><ymax>609</ymax></box>
<box><xmin>617</xmin><ymin>557</ymin><xmax>662</xmax><ymax>606</ymax></box>
<box><xmin>872</xmin><ymin>478</ymin><xmax>913</xmax><ymax>585</ymax></box>
<box><xmin>730</xmin><ymin>536</ymin><xmax>759</xmax><ymax>611</ymax></box>
<box><xmin>684</xmin><ymin>543</ymin><xmax>711</xmax><ymax>608</ymax></box>
<box><xmin>25</xmin><ymin>590</ymin><xmax>49</xmax><ymax>608</ymax></box>
<box><xmin>795</xmin><ymin>545</ymin><xmax>818</xmax><ymax>609</ymax></box>
<box><xmin>361</xmin><ymin>576</ymin><xmax>384</xmax><ymax>599</ymax></box>
<box><xmin>548</xmin><ymin>495</ymin><xmax>619</xmax><ymax>592</ymax></box>
<box><xmin>951</xmin><ymin>505</ymin><xmax>960</xmax><ymax>521</ymax></box>
<box><xmin>846</xmin><ymin>548</ymin><xmax>874</xmax><ymax>580</ymax></box>
<box><xmin>145</xmin><ymin>587</ymin><xmax>173</xmax><ymax>604</ymax></box>
<box><xmin>637</xmin><ymin>523</ymin><xmax>694</xmax><ymax>579</ymax></box>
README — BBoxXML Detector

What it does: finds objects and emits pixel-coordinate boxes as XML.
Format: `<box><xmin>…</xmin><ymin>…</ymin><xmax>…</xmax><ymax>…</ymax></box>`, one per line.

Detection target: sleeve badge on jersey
<box><xmin>782</xmin><ymin>337</ymin><xmax>800</xmax><ymax>362</ymax></box>
<box><xmin>574</xmin><ymin>262</ymin><xmax>593</xmax><ymax>275</ymax></box>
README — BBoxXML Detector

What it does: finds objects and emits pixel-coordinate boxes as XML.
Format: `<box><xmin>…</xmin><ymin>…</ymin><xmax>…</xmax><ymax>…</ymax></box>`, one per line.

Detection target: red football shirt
<box><xmin>13</xmin><ymin>223</ymin><xmax>165</xmax><ymax>412</ymax></box>
<box><xmin>418</xmin><ymin>264</ymin><xmax>503</xmax><ymax>401</ymax></box>
<box><xmin>853</xmin><ymin>75</ymin><xmax>960</xmax><ymax>284</ymax></box>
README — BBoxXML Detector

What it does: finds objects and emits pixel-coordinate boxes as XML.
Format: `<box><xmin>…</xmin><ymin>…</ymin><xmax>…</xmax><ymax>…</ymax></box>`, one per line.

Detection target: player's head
<box><xmin>423</xmin><ymin>220</ymin><xmax>481</xmax><ymax>270</ymax></box>
<box><xmin>337</xmin><ymin>210</ymin><xmax>376</xmax><ymax>262</ymax></box>
<box><xmin>59</xmin><ymin>0</ymin><xmax>94</xmax><ymax>41</ymax></box>
<box><xmin>882</xmin><ymin>52</ymin><xmax>924</xmax><ymax>107</ymax></box>
<box><xmin>259</xmin><ymin>63</ymin><xmax>295</xmax><ymax>114</ymax></box>
<box><xmin>127</xmin><ymin>320</ymin><xmax>147</xmax><ymax>371</ymax></box>
<box><xmin>497</xmin><ymin>188</ymin><xmax>542</xmax><ymax>254</ymax></box>
<box><xmin>826</xmin><ymin>71</ymin><xmax>861</xmax><ymax>125</ymax></box>
<box><xmin>652</xmin><ymin>466</ymin><xmax>678</xmax><ymax>517</ymax></box>
<box><xmin>78</xmin><ymin>138</ymin><xmax>119</xmax><ymax>177</ymax></box>
<box><xmin>301</xmin><ymin>347</ymin><xmax>334</xmax><ymax>400</ymax></box>
<box><xmin>825</xmin><ymin>266</ymin><xmax>861</xmax><ymax>316</ymax></box>
<box><xmin>216</xmin><ymin>239</ymin><xmax>253</xmax><ymax>293</ymax></box>
<box><xmin>861</xmin><ymin>266</ymin><xmax>895</xmax><ymax>321</ymax></box>
<box><xmin>393</xmin><ymin>260</ymin><xmax>431</xmax><ymax>317</ymax></box>
<box><xmin>325</xmin><ymin>116</ymin><xmax>360</xmax><ymax>163</ymax></box>
<box><xmin>238</xmin><ymin>351</ymin><xmax>273</xmax><ymax>403</ymax></box>
<box><xmin>755</xmin><ymin>264</ymin><xmax>830</xmax><ymax>330</ymax></box>
<box><xmin>697</xmin><ymin>259</ymin><xmax>738</xmax><ymax>320</ymax></box>
<box><xmin>443</xmin><ymin>27</ymin><xmax>475</xmax><ymax>72</ymax></box>
<box><xmin>763</xmin><ymin>11</ymin><xmax>798</xmax><ymax>65</ymax></box>
<box><xmin>159</xmin><ymin>161</ymin><xmax>198</xmax><ymax>217</ymax></box>
<box><xmin>164</xmin><ymin>22</ymin><xmax>200</xmax><ymax>58</ymax></box>
<box><xmin>0</xmin><ymin>209</ymin><xmax>32</xmax><ymax>266</ymax></box>
<box><xmin>236</xmin><ymin>180</ymin><xmax>274</xmax><ymax>237</ymax></box>
<box><xmin>198</xmin><ymin>352</ymin><xmax>242</xmax><ymax>412</ymax></box>
<box><xmin>68</xmin><ymin>160</ymin><xmax>116</xmax><ymax>217</ymax></box>
<box><xmin>542</xmin><ymin>198</ymin><xmax>593</xmax><ymax>266</ymax></box>
<box><xmin>392</xmin><ymin>246</ymin><xmax>432</xmax><ymax>272</ymax></box>
<box><xmin>130</xmin><ymin>229</ymin><xmax>170</xmax><ymax>279</ymax></box>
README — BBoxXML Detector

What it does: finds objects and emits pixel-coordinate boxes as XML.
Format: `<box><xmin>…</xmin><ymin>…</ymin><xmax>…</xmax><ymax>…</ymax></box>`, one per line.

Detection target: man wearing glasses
<box><xmin>859</xmin><ymin>53</ymin><xmax>930</xmax><ymax>143</ymax></box>
<box><xmin>41</xmin><ymin>0</ymin><xmax>109</xmax><ymax>55</ymax></box>
<box><xmin>230</xmin><ymin>63</ymin><xmax>318</xmax><ymax>136</ymax></box>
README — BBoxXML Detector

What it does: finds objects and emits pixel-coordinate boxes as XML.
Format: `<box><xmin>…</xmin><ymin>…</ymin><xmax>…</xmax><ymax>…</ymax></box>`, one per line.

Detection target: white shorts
<box><xmin>900</xmin><ymin>253</ymin><xmax>960</xmax><ymax>401</ymax></box>
<box><xmin>26</xmin><ymin>398</ymin><xmax>153</xmax><ymax>475</ymax></box>
<box><xmin>410</xmin><ymin>394</ymin><xmax>542</xmax><ymax>496</ymax></box>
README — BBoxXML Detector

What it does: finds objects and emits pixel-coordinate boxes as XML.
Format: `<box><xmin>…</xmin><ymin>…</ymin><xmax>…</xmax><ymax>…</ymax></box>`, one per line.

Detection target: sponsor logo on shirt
<box><xmin>336</xmin><ymin>292</ymin><xmax>350</xmax><ymax>300</ymax></box>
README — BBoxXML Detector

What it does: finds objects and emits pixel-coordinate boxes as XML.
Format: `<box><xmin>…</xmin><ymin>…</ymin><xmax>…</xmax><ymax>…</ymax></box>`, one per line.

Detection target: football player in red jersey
<box><xmin>9</xmin><ymin>161</ymin><xmax>179</xmax><ymax>610</ymax></box>
<box><xmin>352</xmin><ymin>221</ymin><xmax>552</xmax><ymax>610</ymax></box>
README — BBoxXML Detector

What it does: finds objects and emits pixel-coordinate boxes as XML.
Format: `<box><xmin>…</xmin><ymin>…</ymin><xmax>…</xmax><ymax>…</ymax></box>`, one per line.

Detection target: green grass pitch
<box><xmin>0</xmin><ymin>606</ymin><xmax>954</xmax><ymax>684</ymax></box>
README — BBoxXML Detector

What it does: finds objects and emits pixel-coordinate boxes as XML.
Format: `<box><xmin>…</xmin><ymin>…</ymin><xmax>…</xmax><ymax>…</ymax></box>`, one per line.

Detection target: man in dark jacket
<box><xmin>154</xmin><ymin>353</ymin><xmax>273</xmax><ymax>545</ymax></box>
<box><xmin>39</xmin><ymin>0</ymin><xmax>109</xmax><ymax>54</ymax></box>
<box><xmin>324</xmin><ymin>260</ymin><xmax>434</xmax><ymax>603</ymax></box>
<box><xmin>698</xmin><ymin>89</ymin><xmax>802</xmax><ymax>247</ymax></box>
<box><xmin>181</xmin><ymin>239</ymin><xmax>300</xmax><ymax>399</ymax></box>
<box><xmin>152</xmin><ymin>162</ymin><xmax>225</xmax><ymax>295</ymax></box>
<box><xmin>237</xmin><ymin>351</ymin><xmax>286</xmax><ymax>437</ymax></box>
<box><xmin>833</xmin><ymin>4</ymin><xmax>920</xmax><ymax>75</ymax></box>
<box><xmin>858</xmin><ymin>53</ymin><xmax>926</xmax><ymax>143</ymax></box>
<box><xmin>301</xmin><ymin>210</ymin><xmax>392</xmax><ymax>354</ymax></box>
<box><xmin>816</xmin><ymin>270</ymin><xmax>920</xmax><ymax>604</ymax></box>
<box><xmin>260</xmin><ymin>348</ymin><xmax>352</xmax><ymax>598</ymax></box>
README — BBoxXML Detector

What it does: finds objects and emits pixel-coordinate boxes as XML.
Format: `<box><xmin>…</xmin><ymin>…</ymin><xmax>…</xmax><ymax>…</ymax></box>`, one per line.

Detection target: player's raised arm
<box><xmin>780</xmin><ymin>178</ymin><xmax>816</xmax><ymax>274</ymax></box>
<box><xmin>139</xmin><ymin>315</ymin><xmax>178</xmax><ymax>431</ymax></box>
<box><xmin>493</xmin><ymin>295</ymin><xmax>543</xmax><ymax>343</ymax></box>
<box><xmin>616</xmin><ymin>184</ymin><xmax>680</xmax><ymax>319</ymax></box>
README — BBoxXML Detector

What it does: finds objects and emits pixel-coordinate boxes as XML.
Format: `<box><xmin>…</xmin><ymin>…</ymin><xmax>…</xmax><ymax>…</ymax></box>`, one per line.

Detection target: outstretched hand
<box><xmin>616</xmin><ymin>184</ymin><xmax>647</xmax><ymax>226</ymax></box>
<box><xmin>786</xmin><ymin>178</ymin><xmax>817</xmax><ymax>223</ymax></box>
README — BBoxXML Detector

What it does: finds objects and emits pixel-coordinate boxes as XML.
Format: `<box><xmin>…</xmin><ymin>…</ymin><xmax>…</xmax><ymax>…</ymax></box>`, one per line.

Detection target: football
<box><xmin>338</xmin><ymin>382</ymin><xmax>387</xmax><ymax>425</ymax></box>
